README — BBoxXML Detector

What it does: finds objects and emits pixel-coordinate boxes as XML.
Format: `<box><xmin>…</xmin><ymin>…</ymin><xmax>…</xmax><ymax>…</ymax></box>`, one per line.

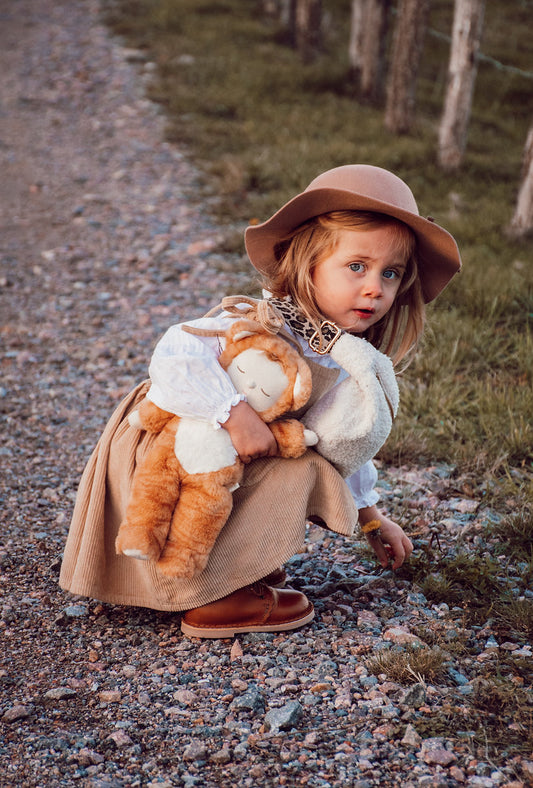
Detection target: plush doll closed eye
<box><xmin>115</xmin><ymin>320</ymin><xmax>317</xmax><ymax>579</ymax></box>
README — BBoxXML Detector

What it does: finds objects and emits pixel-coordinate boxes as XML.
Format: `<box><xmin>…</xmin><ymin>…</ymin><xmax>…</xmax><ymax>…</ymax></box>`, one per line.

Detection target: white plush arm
<box><xmin>303</xmin><ymin>429</ymin><xmax>319</xmax><ymax>446</ymax></box>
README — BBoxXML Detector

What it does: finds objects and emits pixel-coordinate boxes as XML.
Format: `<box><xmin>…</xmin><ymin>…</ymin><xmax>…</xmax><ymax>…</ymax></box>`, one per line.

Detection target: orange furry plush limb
<box><xmin>115</xmin><ymin>320</ymin><xmax>317</xmax><ymax>579</ymax></box>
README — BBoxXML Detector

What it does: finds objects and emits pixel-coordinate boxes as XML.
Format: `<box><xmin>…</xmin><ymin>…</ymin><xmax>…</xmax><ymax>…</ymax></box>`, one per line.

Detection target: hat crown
<box><xmin>306</xmin><ymin>164</ymin><xmax>419</xmax><ymax>217</ymax></box>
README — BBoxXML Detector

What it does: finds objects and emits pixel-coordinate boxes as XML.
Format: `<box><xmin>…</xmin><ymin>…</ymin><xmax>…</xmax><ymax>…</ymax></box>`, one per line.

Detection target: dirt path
<box><xmin>0</xmin><ymin>0</ymin><xmax>245</xmax><ymax>484</ymax></box>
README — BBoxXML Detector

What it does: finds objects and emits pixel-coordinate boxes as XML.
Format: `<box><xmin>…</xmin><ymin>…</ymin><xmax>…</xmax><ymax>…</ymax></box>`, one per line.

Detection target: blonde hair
<box><xmin>266</xmin><ymin>210</ymin><xmax>426</xmax><ymax>366</ymax></box>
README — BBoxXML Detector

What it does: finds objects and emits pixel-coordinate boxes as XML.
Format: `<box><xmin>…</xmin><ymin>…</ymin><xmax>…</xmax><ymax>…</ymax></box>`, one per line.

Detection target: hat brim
<box><xmin>245</xmin><ymin>187</ymin><xmax>461</xmax><ymax>303</ymax></box>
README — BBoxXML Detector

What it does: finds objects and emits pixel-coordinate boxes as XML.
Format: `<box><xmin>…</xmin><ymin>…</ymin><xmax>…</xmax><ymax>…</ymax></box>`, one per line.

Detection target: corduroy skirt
<box><xmin>59</xmin><ymin>380</ymin><xmax>357</xmax><ymax>611</ymax></box>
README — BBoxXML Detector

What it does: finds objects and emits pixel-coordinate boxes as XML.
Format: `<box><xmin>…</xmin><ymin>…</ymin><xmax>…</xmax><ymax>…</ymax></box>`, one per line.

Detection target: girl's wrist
<box><xmin>358</xmin><ymin>505</ymin><xmax>380</xmax><ymax>525</ymax></box>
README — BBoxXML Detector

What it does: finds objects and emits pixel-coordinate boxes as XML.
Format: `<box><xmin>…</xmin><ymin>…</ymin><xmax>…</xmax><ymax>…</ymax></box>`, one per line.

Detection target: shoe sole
<box><xmin>180</xmin><ymin>608</ymin><xmax>315</xmax><ymax>639</ymax></box>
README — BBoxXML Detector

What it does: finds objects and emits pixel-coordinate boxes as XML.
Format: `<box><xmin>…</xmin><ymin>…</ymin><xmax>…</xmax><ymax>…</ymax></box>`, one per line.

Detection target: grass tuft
<box><xmin>364</xmin><ymin>645</ymin><xmax>447</xmax><ymax>685</ymax></box>
<box><xmin>493</xmin><ymin>598</ymin><xmax>533</xmax><ymax>641</ymax></box>
<box><xmin>490</xmin><ymin>506</ymin><xmax>533</xmax><ymax>560</ymax></box>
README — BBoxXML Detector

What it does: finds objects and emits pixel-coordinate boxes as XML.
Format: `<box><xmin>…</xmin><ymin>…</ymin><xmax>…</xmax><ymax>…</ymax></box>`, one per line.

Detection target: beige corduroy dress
<box><xmin>59</xmin><ymin>361</ymin><xmax>357</xmax><ymax>611</ymax></box>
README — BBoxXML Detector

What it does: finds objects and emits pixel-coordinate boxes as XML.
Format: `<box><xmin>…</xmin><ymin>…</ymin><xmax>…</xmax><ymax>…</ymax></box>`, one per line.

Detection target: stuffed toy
<box><xmin>115</xmin><ymin>319</ymin><xmax>317</xmax><ymax>579</ymax></box>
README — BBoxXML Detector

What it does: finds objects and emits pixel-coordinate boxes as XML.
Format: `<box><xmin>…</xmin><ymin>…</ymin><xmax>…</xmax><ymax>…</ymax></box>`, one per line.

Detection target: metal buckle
<box><xmin>308</xmin><ymin>321</ymin><xmax>342</xmax><ymax>355</ymax></box>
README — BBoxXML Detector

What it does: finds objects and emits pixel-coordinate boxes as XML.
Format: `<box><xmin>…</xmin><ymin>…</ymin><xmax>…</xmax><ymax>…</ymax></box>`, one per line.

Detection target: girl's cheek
<box><xmin>386</xmin><ymin>279</ymin><xmax>402</xmax><ymax>296</ymax></box>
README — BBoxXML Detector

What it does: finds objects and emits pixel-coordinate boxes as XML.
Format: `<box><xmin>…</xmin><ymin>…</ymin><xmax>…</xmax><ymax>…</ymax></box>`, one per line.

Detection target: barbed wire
<box><xmin>427</xmin><ymin>26</ymin><xmax>533</xmax><ymax>81</ymax></box>
<box><xmin>387</xmin><ymin>2</ymin><xmax>533</xmax><ymax>83</ymax></box>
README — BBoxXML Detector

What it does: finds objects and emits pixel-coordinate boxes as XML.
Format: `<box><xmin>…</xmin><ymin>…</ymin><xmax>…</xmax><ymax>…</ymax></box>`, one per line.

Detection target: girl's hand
<box><xmin>358</xmin><ymin>506</ymin><xmax>413</xmax><ymax>570</ymax></box>
<box><xmin>222</xmin><ymin>401</ymin><xmax>278</xmax><ymax>464</ymax></box>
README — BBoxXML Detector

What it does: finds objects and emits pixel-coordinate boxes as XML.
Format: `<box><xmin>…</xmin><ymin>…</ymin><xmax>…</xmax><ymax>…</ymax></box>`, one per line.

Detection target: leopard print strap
<box><xmin>268</xmin><ymin>297</ymin><xmax>343</xmax><ymax>355</ymax></box>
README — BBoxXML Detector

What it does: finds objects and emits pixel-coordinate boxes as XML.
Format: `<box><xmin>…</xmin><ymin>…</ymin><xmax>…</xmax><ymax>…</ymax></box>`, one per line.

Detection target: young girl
<box><xmin>60</xmin><ymin>164</ymin><xmax>461</xmax><ymax>638</ymax></box>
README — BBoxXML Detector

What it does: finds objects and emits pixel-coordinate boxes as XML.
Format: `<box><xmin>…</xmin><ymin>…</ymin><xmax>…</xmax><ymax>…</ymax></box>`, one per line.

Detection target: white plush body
<box><xmin>174</xmin><ymin>418</ymin><xmax>238</xmax><ymax>475</ymax></box>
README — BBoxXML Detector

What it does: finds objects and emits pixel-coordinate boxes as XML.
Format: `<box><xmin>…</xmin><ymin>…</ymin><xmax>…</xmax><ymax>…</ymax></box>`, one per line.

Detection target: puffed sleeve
<box><xmin>146</xmin><ymin>315</ymin><xmax>244</xmax><ymax>427</ymax></box>
<box><xmin>345</xmin><ymin>461</ymin><xmax>379</xmax><ymax>509</ymax></box>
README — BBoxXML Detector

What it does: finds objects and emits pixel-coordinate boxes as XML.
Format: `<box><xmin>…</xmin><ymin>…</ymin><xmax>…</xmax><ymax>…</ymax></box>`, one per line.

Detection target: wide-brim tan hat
<box><xmin>245</xmin><ymin>164</ymin><xmax>462</xmax><ymax>303</ymax></box>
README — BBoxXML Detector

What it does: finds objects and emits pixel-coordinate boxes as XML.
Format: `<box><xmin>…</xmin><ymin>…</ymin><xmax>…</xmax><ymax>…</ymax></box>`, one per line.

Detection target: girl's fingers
<box><xmin>372</xmin><ymin>535</ymin><xmax>408</xmax><ymax>570</ymax></box>
<box><xmin>362</xmin><ymin>512</ymin><xmax>413</xmax><ymax>570</ymax></box>
<box><xmin>370</xmin><ymin>537</ymin><xmax>391</xmax><ymax>568</ymax></box>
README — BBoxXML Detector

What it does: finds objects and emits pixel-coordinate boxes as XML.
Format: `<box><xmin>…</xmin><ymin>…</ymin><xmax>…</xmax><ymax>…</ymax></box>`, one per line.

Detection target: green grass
<box><xmin>102</xmin><ymin>0</ymin><xmax>533</xmax><ymax>507</ymax></box>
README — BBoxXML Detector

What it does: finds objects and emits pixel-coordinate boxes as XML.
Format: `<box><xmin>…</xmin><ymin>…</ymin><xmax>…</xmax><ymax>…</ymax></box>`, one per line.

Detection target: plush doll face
<box><xmin>226</xmin><ymin>347</ymin><xmax>291</xmax><ymax>413</ymax></box>
<box><xmin>218</xmin><ymin>320</ymin><xmax>313</xmax><ymax>422</ymax></box>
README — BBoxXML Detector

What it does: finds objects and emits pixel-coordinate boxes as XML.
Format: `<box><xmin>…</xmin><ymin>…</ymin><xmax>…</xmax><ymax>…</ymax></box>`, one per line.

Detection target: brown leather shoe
<box><xmin>260</xmin><ymin>567</ymin><xmax>287</xmax><ymax>587</ymax></box>
<box><xmin>180</xmin><ymin>582</ymin><xmax>314</xmax><ymax>639</ymax></box>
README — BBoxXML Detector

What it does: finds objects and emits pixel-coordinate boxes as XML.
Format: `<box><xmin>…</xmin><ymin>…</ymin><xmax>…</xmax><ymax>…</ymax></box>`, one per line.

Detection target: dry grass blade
<box><xmin>364</xmin><ymin>645</ymin><xmax>447</xmax><ymax>685</ymax></box>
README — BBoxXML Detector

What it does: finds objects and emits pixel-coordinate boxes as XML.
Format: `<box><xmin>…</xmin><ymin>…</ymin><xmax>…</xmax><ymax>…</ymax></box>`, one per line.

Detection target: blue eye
<box><xmin>383</xmin><ymin>269</ymin><xmax>400</xmax><ymax>280</ymax></box>
<box><xmin>349</xmin><ymin>262</ymin><xmax>364</xmax><ymax>273</ymax></box>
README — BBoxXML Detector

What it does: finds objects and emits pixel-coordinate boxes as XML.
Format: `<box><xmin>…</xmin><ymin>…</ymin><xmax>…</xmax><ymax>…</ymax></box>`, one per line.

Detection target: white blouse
<box><xmin>147</xmin><ymin>313</ymin><xmax>380</xmax><ymax>510</ymax></box>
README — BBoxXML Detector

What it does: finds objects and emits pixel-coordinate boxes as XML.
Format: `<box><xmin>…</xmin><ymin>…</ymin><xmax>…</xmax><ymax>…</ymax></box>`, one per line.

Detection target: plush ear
<box><xmin>293</xmin><ymin>373</ymin><xmax>302</xmax><ymax>401</ymax></box>
<box><xmin>227</xmin><ymin>319</ymin><xmax>262</xmax><ymax>344</ymax></box>
<box><xmin>291</xmin><ymin>357</ymin><xmax>313</xmax><ymax>411</ymax></box>
<box><xmin>233</xmin><ymin>329</ymin><xmax>254</xmax><ymax>341</ymax></box>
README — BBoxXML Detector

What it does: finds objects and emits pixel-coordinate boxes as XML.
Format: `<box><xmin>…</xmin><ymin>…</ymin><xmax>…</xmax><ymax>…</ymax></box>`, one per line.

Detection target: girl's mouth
<box><xmin>354</xmin><ymin>308</ymin><xmax>375</xmax><ymax>319</ymax></box>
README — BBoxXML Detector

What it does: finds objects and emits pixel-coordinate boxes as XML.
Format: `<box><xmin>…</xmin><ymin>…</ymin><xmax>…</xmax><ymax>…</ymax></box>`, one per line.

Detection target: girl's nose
<box><xmin>363</xmin><ymin>274</ymin><xmax>383</xmax><ymax>298</ymax></box>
